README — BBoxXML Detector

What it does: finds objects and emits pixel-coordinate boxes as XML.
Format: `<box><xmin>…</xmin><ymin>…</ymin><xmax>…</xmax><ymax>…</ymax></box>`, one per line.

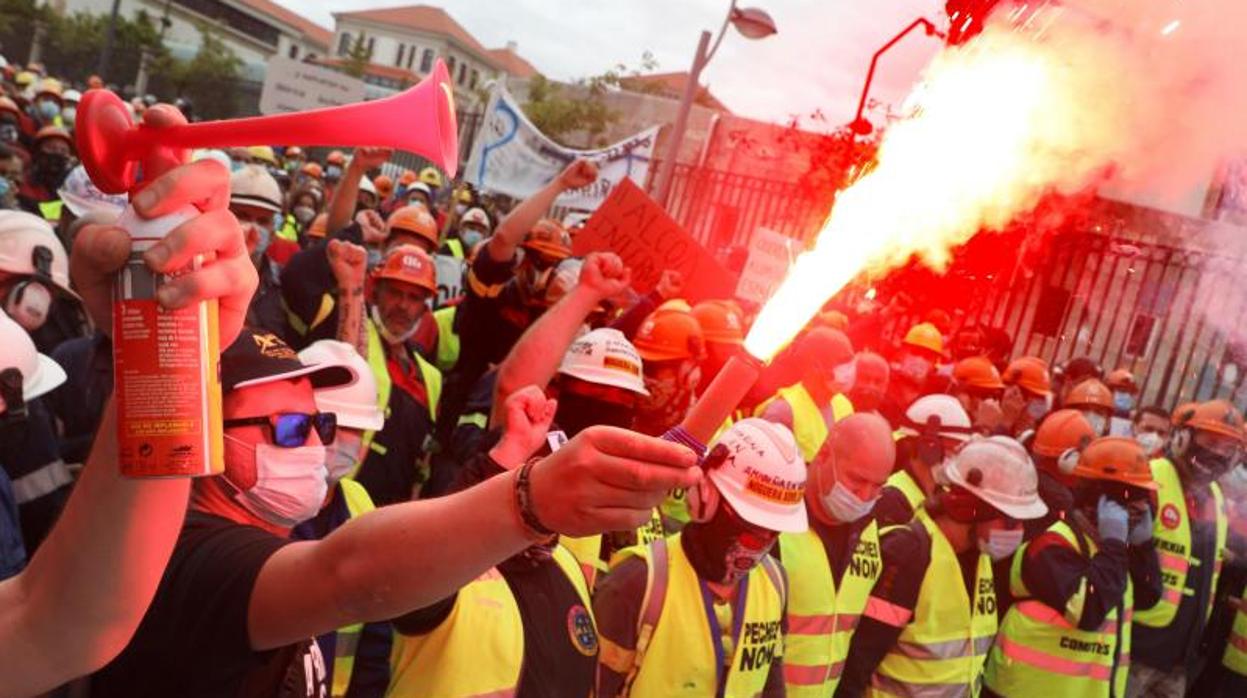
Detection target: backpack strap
<box><xmin>622</xmin><ymin>538</ymin><xmax>670</xmax><ymax>697</ymax></box>
<box><xmin>760</xmin><ymin>554</ymin><xmax>788</xmax><ymax>609</ymax></box>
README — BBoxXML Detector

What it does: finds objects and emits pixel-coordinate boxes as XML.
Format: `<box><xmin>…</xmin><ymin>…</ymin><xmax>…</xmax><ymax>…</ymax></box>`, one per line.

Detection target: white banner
<box><xmin>259</xmin><ymin>56</ymin><xmax>366</xmax><ymax>115</ymax></box>
<box><xmin>736</xmin><ymin>228</ymin><xmax>798</xmax><ymax>304</ymax></box>
<box><xmin>464</xmin><ymin>84</ymin><xmax>659</xmax><ymax>210</ymax></box>
<box><xmin>432</xmin><ymin>254</ymin><xmax>464</xmax><ymax>308</ymax></box>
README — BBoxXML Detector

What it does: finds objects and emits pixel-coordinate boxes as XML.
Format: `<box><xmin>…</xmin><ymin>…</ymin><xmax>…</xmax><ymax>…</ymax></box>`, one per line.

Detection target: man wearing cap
<box><xmin>596</xmin><ymin>418</ymin><xmax>806</xmax><ymax>697</ymax></box>
<box><xmin>774</xmin><ymin>413</ymin><xmax>895</xmax><ymax>696</ymax></box>
<box><xmin>17</xmin><ymin>125</ymin><xmax>72</xmax><ymax>220</ymax></box>
<box><xmin>950</xmin><ymin>356</ymin><xmax>1008</xmax><ymax>434</ymax></box>
<box><xmin>92</xmin><ymin>324</ymin><xmax>706</xmax><ymax>697</ymax></box>
<box><xmin>1127</xmin><ymin>401</ymin><xmax>1243</xmax><ymax>696</ymax></box>
<box><xmin>838</xmin><ymin>436</ymin><xmax>1048</xmax><ymax>697</ymax></box>
<box><xmin>441</xmin><ymin>205</ymin><xmax>492</xmax><ymax>260</ymax></box>
<box><xmin>435</xmin><ymin>158</ymin><xmax>599</xmax><ymax>450</ymax></box>
<box><xmin>230</xmin><ymin>164</ymin><xmax>289</xmax><ymax>338</ymax></box>
<box><xmin>757</xmin><ymin>327</ymin><xmax>858</xmax><ymax>462</ymax></box>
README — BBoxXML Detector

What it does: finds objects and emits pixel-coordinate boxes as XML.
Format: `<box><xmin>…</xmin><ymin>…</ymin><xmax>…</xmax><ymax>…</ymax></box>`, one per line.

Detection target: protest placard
<box><xmin>259</xmin><ymin>56</ymin><xmax>366</xmax><ymax>115</ymax></box>
<box><xmin>736</xmin><ymin>227</ymin><xmax>797</xmax><ymax>304</ymax></box>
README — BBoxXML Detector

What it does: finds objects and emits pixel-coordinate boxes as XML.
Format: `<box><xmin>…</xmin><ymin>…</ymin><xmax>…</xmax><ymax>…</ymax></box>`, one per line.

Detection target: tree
<box><xmin>341</xmin><ymin>34</ymin><xmax>370</xmax><ymax>79</ymax></box>
<box><xmin>0</xmin><ymin>2</ymin><xmax>163</xmax><ymax>85</ymax></box>
<box><xmin>152</xmin><ymin>28</ymin><xmax>242</xmax><ymax>120</ymax></box>
<box><xmin>522</xmin><ymin>52</ymin><xmax>658</xmax><ymax>149</ymax></box>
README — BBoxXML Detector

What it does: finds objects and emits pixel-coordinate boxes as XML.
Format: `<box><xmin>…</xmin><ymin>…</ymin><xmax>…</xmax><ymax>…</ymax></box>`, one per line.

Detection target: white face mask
<box><xmin>1136</xmin><ymin>431</ymin><xmax>1164</xmax><ymax>457</ymax></box>
<box><xmin>978</xmin><ymin>527</ymin><xmax>1024</xmax><ymax>561</ymax></box>
<box><xmin>1082</xmin><ymin>410</ymin><xmax>1108</xmax><ymax>435</ymax></box>
<box><xmin>326</xmin><ymin>430</ymin><xmax>364</xmax><ymax>485</ymax></box>
<box><xmin>225</xmin><ymin>434</ymin><xmax>328</xmax><ymax>528</ymax></box>
<box><xmin>832</xmin><ymin>360</ymin><xmax>857</xmax><ymax>392</ymax></box>
<box><xmin>5</xmin><ymin>279</ymin><xmax>51</xmax><ymax>331</ymax></box>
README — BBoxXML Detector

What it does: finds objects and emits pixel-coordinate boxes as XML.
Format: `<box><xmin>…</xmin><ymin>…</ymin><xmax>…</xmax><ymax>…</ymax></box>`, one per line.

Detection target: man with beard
<box><xmin>844</xmin><ymin>351</ymin><xmax>890</xmax><ymax>415</ymax></box>
<box><xmin>1127</xmin><ymin>400</ymin><xmax>1242</xmax><ymax>696</ymax></box>
<box><xmin>1000</xmin><ymin>355</ymin><xmax>1053</xmax><ymax>438</ymax></box>
<box><xmin>632</xmin><ymin>304</ymin><xmax>705</xmax><ymax>437</ymax></box>
<box><xmin>17</xmin><ymin>126</ymin><xmax>72</xmax><ymax>221</ymax></box>
<box><xmin>595</xmin><ymin>418</ymin><xmax>807</xmax><ymax>698</ymax></box>
<box><xmin>758</xmin><ymin>327</ymin><xmax>857</xmax><ymax>462</ymax></box>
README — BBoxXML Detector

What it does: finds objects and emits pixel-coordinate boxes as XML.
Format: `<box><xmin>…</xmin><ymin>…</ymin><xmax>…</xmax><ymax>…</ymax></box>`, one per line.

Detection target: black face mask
<box><xmin>553</xmin><ymin>391</ymin><xmax>634</xmax><ymax>438</ymax></box>
<box><xmin>682</xmin><ymin>503</ymin><xmax>776</xmax><ymax>585</ymax></box>
<box><xmin>33</xmin><ymin>153</ymin><xmax>70</xmax><ymax>191</ymax></box>
<box><xmin>1187</xmin><ymin>442</ymin><xmax>1236</xmax><ymax>484</ymax></box>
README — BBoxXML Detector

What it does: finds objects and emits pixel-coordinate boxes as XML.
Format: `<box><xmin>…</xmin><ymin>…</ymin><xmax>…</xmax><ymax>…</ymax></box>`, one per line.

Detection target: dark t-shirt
<box><xmin>91</xmin><ymin>512</ymin><xmax>327</xmax><ymax>698</ymax></box>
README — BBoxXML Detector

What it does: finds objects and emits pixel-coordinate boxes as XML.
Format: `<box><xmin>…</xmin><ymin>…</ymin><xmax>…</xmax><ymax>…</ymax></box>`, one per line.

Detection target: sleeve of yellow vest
<box><xmin>592</xmin><ymin>556</ymin><xmax>649</xmax><ymax>698</ymax></box>
<box><xmin>1020</xmin><ymin>532</ymin><xmax>1130</xmax><ymax>631</ymax></box>
<box><xmin>835</xmin><ymin>523</ymin><xmax>929</xmax><ymax>698</ymax></box>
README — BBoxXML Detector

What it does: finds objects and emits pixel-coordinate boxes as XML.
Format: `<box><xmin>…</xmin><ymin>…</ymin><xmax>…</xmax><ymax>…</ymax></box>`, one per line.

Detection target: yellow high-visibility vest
<box><xmin>386</xmin><ymin>545</ymin><xmax>592</xmax><ymax>697</ymax></box>
<box><xmin>883</xmin><ymin>470</ymin><xmax>926</xmax><ymax>522</ymax></box>
<box><xmin>330</xmin><ymin>479</ymin><xmax>376</xmax><ymax>697</ymax></box>
<box><xmin>983</xmin><ymin>520</ymin><xmax>1133</xmax><ymax>697</ymax></box>
<box><xmin>432</xmin><ymin>305</ymin><xmax>460</xmax><ymax>373</ymax></box>
<box><xmin>562</xmin><ymin>508</ymin><xmax>667</xmax><ymax>590</ymax></box>
<box><xmin>360</xmin><ymin>319</ymin><xmax>441</xmax><ymax>464</ymax></box>
<box><xmin>608</xmin><ymin>533</ymin><xmax>787</xmax><ymax>697</ymax></box>
<box><xmin>757</xmin><ymin>383</ymin><xmax>854</xmax><ymax>462</ymax></box>
<box><xmin>444</xmin><ymin>238</ymin><xmax>465</xmax><ymax>259</ymax></box>
<box><xmin>1134</xmin><ymin>457</ymin><xmax>1227</xmax><ymax>628</ymax></box>
<box><xmin>868</xmin><ymin>510</ymin><xmax>997</xmax><ymax>697</ymax></box>
<box><xmin>1222</xmin><ymin>587</ymin><xmax>1247</xmax><ymax>676</ymax></box>
<box><xmin>779</xmin><ymin>519</ymin><xmax>882</xmax><ymax>696</ymax></box>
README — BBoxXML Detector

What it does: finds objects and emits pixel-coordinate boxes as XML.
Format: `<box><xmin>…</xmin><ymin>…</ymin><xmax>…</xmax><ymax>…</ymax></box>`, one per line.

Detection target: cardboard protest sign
<box><xmin>432</xmin><ymin>254</ymin><xmax>464</xmax><ymax>308</ymax></box>
<box><xmin>572</xmin><ymin>178</ymin><xmax>736</xmax><ymax>302</ymax></box>
<box><xmin>736</xmin><ymin>227</ymin><xmax>797</xmax><ymax>304</ymax></box>
<box><xmin>259</xmin><ymin>57</ymin><xmax>365</xmax><ymax>115</ymax></box>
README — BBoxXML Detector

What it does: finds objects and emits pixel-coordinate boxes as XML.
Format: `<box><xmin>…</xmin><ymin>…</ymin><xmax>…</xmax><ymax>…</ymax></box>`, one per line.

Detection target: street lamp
<box><xmin>653</xmin><ymin>0</ymin><xmax>777</xmax><ymax>208</ymax></box>
<box><xmin>847</xmin><ymin>17</ymin><xmax>944</xmax><ymax>137</ymax></box>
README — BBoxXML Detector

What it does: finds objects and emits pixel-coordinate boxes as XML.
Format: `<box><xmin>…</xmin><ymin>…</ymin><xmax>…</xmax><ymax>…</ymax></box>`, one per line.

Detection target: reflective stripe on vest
<box><xmin>10</xmin><ymin>459</ymin><xmax>72</xmax><ymax>504</ymax></box>
<box><xmin>285</xmin><ymin>293</ymin><xmax>337</xmax><ymax>338</ymax></box>
<box><xmin>780</xmin><ymin>519</ymin><xmax>883</xmax><ymax>696</ymax></box>
<box><xmin>433</xmin><ymin>305</ymin><xmax>460</xmax><ymax>372</ymax></box>
<box><xmin>1223</xmin><ymin>589</ymin><xmax>1247</xmax><ymax>676</ymax></box>
<box><xmin>984</xmin><ymin>520</ymin><xmax>1132</xmax><ymax>698</ymax></box>
<box><xmin>360</xmin><ymin>320</ymin><xmax>442</xmax><ymax>464</ymax></box>
<box><xmin>275</xmin><ymin>214</ymin><xmax>299</xmax><ymax>242</ymax></box>
<box><xmin>38</xmin><ymin>199</ymin><xmax>63</xmax><ymax>223</ymax></box>
<box><xmin>760</xmin><ymin>383</ymin><xmax>854</xmax><ymax>462</ymax></box>
<box><xmin>386</xmin><ymin>545</ymin><xmax>591</xmax><ymax>697</ymax></box>
<box><xmin>868</xmin><ymin>510</ymin><xmax>997</xmax><ymax>698</ymax></box>
<box><xmin>614</xmin><ymin>533</ymin><xmax>786</xmax><ymax>697</ymax></box>
<box><xmin>331</xmin><ymin>479</ymin><xmax>375</xmax><ymax>697</ymax></box>
<box><xmin>1134</xmin><ymin>457</ymin><xmax>1228</xmax><ymax>629</ymax></box>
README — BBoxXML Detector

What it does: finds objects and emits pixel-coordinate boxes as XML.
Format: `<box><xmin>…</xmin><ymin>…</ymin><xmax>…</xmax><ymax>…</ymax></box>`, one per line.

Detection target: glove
<box><xmin>1128</xmin><ymin>506</ymin><xmax>1154</xmax><ymax>546</ymax></box>
<box><xmin>1097</xmin><ymin>495</ymin><xmax>1128</xmax><ymax>543</ymax></box>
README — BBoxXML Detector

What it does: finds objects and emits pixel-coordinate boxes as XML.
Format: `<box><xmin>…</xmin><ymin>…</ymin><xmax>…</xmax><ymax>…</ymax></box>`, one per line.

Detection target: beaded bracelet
<box><xmin>515</xmin><ymin>458</ymin><xmax>556</xmax><ymax>538</ymax></box>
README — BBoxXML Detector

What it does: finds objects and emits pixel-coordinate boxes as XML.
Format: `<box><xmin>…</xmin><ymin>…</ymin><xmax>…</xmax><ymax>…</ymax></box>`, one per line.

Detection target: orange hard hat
<box><xmin>903</xmin><ymin>322</ymin><xmax>944</xmax><ymax>355</ymax></box>
<box><xmin>0</xmin><ymin>96</ymin><xmax>20</xmax><ymax>118</ymax></box>
<box><xmin>327</xmin><ymin>150</ymin><xmax>347</xmax><ymax>166</ymax></box>
<box><xmin>1171</xmin><ymin>402</ymin><xmax>1198</xmax><ymax>426</ymax></box>
<box><xmin>305</xmin><ymin>213</ymin><xmax>329</xmax><ymax>239</ymax></box>
<box><xmin>34</xmin><ymin>126</ymin><xmax>73</xmax><ymax>149</ymax></box>
<box><xmin>374</xmin><ymin>175</ymin><xmax>394</xmax><ymax>198</ymax></box>
<box><xmin>372</xmin><ymin>244</ymin><xmax>436</xmax><ymax>294</ymax></box>
<box><xmin>1174</xmin><ymin>400</ymin><xmax>1246</xmax><ymax>443</ymax></box>
<box><xmin>633</xmin><ymin>308</ymin><xmax>705</xmax><ymax>363</ymax></box>
<box><xmin>285</xmin><ymin>146</ymin><xmax>305</xmax><ymax>159</ymax></box>
<box><xmin>301</xmin><ymin>162</ymin><xmax>324</xmax><ymax>179</ymax></box>
<box><xmin>1003</xmin><ymin>356</ymin><xmax>1052</xmax><ymax>396</ymax></box>
<box><xmin>1065</xmin><ymin>379</ymin><xmax>1114</xmax><ymax>411</ymax></box>
<box><xmin>399</xmin><ymin>169</ymin><xmax>417</xmax><ymax>186</ymax></box>
<box><xmin>953</xmin><ymin>356</ymin><xmax>1005</xmax><ymax>390</ymax></box>
<box><xmin>691</xmin><ymin>300</ymin><xmax>745</xmax><ymax>345</ymax></box>
<box><xmin>799</xmin><ymin>327</ymin><xmax>855</xmax><ymax>370</ymax></box>
<box><xmin>1033</xmin><ymin>409</ymin><xmax>1097</xmax><ymax>458</ymax></box>
<box><xmin>522</xmin><ymin>219</ymin><xmax>572</xmax><ymax>260</ymax></box>
<box><xmin>1072</xmin><ymin>436</ymin><xmax>1157</xmax><ymax>490</ymax></box>
<box><xmin>87</xmin><ymin>74</ymin><xmax>105</xmax><ymax>90</ymax></box>
<box><xmin>387</xmin><ymin>205</ymin><xmax>439</xmax><ymax>248</ymax></box>
<box><xmin>1105</xmin><ymin>368</ymin><xmax>1138</xmax><ymax>393</ymax></box>
<box><xmin>816</xmin><ymin>309</ymin><xmax>850</xmax><ymax>332</ymax></box>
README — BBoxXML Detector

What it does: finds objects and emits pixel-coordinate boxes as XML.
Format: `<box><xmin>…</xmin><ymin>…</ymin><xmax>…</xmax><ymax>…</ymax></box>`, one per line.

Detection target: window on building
<box><xmin>407</xmin><ymin>46</ymin><xmax>416</xmax><ymax>70</ymax></box>
<box><xmin>421</xmin><ymin>48</ymin><xmax>434</xmax><ymax>72</ymax></box>
<box><xmin>288</xmin><ymin>44</ymin><xmax>299</xmax><ymax>59</ymax></box>
<box><xmin>470</xmin><ymin>69</ymin><xmax>479</xmax><ymax>89</ymax></box>
<box><xmin>396</xmin><ymin>44</ymin><xmax>405</xmax><ymax>67</ymax></box>
<box><xmin>447</xmin><ymin>55</ymin><xmax>456</xmax><ymax>75</ymax></box>
<box><xmin>458</xmin><ymin>63</ymin><xmax>467</xmax><ymax>85</ymax></box>
<box><xmin>338</xmin><ymin>32</ymin><xmax>351</xmax><ymax>56</ymax></box>
<box><xmin>367</xmin><ymin>37</ymin><xmax>375</xmax><ymax>59</ymax></box>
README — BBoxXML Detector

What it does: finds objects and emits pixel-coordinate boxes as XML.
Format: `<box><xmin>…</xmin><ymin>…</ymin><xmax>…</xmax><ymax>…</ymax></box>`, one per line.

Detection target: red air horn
<box><xmin>75</xmin><ymin>60</ymin><xmax>459</xmax><ymax>193</ymax></box>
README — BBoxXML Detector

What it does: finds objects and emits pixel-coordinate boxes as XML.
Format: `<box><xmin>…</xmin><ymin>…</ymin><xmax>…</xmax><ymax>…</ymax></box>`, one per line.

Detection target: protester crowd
<box><xmin>2</xmin><ymin>62</ymin><xmax>1247</xmax><ymax>698</ymax></box>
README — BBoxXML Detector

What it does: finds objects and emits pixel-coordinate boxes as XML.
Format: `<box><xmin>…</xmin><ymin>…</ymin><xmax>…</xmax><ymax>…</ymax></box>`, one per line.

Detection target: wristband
<box><xmin>515</xmin><ymin>458</ymin><xmax>556</xmax><ymax>538</ymax></box>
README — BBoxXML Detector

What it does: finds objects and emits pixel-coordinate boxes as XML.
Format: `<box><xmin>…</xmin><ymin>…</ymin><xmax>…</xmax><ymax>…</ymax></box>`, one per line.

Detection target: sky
<box><xmin>273</xmin><ymin>0</ymin><xmax>949</xmax><ymax>127</ymax></box>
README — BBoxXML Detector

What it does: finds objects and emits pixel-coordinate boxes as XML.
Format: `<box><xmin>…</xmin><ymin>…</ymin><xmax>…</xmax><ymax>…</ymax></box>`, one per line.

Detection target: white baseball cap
<box><xmin>297</xmin><ymin>340</ymin><xmax>385</xmax><ymax>432</ymax></box>
<box><xmin>708</xmin><ymin>418</ymin><xmax>808</xmax><ymax>533</ymax></box>
<box><xmin>943</xmin><ymin>435</ymin><xmax>1048</xmax><ymax>520</ymax></box>
<box><xmin>557</xmin><ymin>328</ymin><xmax>648</xmax><ymax>396</ymax></box>
<box><xmin>0</xmin><ymin>309</ymin><xmax>66</xmax><ymax>413</ymax></box>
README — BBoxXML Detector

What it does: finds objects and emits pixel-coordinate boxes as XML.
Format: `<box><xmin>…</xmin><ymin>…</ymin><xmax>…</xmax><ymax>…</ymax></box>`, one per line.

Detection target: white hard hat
<box><xmin>944</xmin><ymin>435</ymin><xmax>1047</xmax><ymax>520</ymax></box>
<box><xmin>62</xmin><ymin>89</ymin><xmax>82</xmax><ymax>104</ymax></box>
<box><xmin>897</xmin><ymin>394</ymin><xmax>973</xmax><ymax>441</ymax></box>
<box><xmin>297</xmin><ymin>340</ymin><xmax>384</xmax><ymax>432</ymax></box>
<box><xmin>708</xmin><ymin>418</ymin><xmax>809</xmax><ymax>533</ymax></box>
<box><xmin>192</xmin><ymin>149</ymin><xmax>232</xmax><ymax>170</ymax></box>
<box><xmin>58</xmin><ymin>165</ymin><xmax>127</xmax><ymax>219</ymax></box>
<box><xmin>0</xmin><ymin>211</ymin><xmax>78</xmax><ymax>298</ymax></box>
<box><xmin>461</xmin><ymin>207</ymin><xmax>491</xmax><ymax>231</ymax></box>
<box><xmin>557</xmin><ymin>328</ymin><xmax>648</xmax><ymax>396</ymax></box>
<box><xmin>406</xmin><ymin>182</ymin><xmax>433</xmax><ymax>201</ymax></box>
<box><xmin>229</xmin><ymin>165</ymin><xmax>282</xmax><ymax>213</ymax></box>
<box><xmin>0</xmin><ymin>309</ymin><xmax>66</xmax><ymax>412</ymax></box>
<box><xmin>359</xmin><ymin>176</ymin><xmax>377</xmax><ymax>197</ymax></box>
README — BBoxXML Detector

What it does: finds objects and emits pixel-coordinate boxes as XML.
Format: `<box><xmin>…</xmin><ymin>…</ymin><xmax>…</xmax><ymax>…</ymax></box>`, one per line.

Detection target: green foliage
<box><xmin>151</xmin><ymin>28</ymin><xmax>243</xmax><ymax>120</ymax></box>
<box><xmin>522</xmin><ymin>52</ymin><xmax>659</xmax><ymax>148</ymax></box>
<box><xmin>341</xmin><ymin>34</ymin><xmax>370</xmax><ymax>79</ymax></box>
<box><xmin>0</xmin><ymin>2</ymin><xmax>164</xmax><ymax>84</ymax></box>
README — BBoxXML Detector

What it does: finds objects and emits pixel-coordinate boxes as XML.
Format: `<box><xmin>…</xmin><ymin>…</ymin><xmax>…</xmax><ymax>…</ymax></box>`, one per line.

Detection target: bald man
<box><xmin>774</xmin><ymin>413</ymin><xmax>896</xmax><ymax>696</ymax></box>
<box><xmin>847</xmin><ymin>352</ymin><xmax>890</xmax><ymax>414</ymax></box>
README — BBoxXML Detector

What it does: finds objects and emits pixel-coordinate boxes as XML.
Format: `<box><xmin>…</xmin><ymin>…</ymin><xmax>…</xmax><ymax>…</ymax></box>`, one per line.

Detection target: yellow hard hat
<box><xmin>903</xmin><ymin>322</ymin><xmax>944</xmax><ymax>355</ymax></box>
<box><xmin>247</xmin><ymin>145</ymin><xmax>278</xmax><ymax>167</ymax></box>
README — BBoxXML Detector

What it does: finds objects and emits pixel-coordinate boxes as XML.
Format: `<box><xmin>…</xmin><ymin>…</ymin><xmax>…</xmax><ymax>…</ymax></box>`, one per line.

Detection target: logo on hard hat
<box><xmin>603</xmin><ymin>355</ymin><xmax>641</xmax><ymax>377</ymax></box>
<box><xmin>1161</xmin><ymin>503</ymin><xmax>1181</xmax><ymax>530</ymax></box>
<box><xmin>743</xmin><ymin>467</ymin><xmax>804</xmax><ymax>505</ymax></box>
<box><xmin>567</xmin><ymin>604</ymin><xmax>598</xmax><ymax>656</ymax></box>
<box><xmin>401</xmin><ymin>254</ymin><xmax>424</xmax><ymax>270</ymax></box>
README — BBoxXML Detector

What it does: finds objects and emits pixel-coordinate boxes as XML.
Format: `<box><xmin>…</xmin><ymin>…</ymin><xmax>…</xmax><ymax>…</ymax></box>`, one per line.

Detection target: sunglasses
<box><xmin>223</xmin><ymin>412</ymin><xmax>337</xmax><ymax>448</ymax></box>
